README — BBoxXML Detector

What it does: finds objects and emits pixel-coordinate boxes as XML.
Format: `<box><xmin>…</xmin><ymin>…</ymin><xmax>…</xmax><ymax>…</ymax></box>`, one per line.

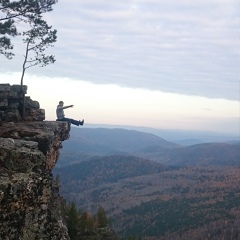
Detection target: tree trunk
<box><xmin>20</xmin><ymin>39</ymin><xmax>30</xmax><ymax>120</ymax></box>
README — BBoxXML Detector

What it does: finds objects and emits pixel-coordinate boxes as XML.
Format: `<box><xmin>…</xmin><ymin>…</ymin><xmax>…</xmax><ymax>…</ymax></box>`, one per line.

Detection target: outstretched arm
<box><xmin>62</xmin><ymin>105</ymin><xmax>74</xmax><ymax>109</ymax></box>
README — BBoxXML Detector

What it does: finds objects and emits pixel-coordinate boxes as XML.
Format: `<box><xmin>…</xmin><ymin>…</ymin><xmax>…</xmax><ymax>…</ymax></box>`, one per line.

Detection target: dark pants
<box><xmin>57</xmin><ymin>117</ymin><xmax>79</xmax><ymax>126</ymax></box>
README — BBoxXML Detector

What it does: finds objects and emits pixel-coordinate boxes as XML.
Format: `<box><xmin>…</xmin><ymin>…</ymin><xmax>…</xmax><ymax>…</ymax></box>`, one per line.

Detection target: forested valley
<box><xmin>54</xmin><ymin>128</ymin><xmax>240</xmax><ymax>239</ymax></box>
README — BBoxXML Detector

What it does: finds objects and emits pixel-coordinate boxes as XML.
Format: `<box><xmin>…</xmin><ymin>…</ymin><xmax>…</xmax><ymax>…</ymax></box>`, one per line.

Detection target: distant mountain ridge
<box><xmin>61</xmin><ymin>127</ymin><xmax>178</xmax><ymax>154</ymax></box>
<box><xmin>138</xmin><ymin>142</ymin><xmax>240</xmax><ymax>166</ymax></box>
<box><xmin>58</xmin><ymin>128</ymin><xmax>240</xmax><ymax>167</ymax></box>
<box><xmin>58</xmin><ymin>127</ymin><xmax>178</xmax><ymax>166</ymax></box>
<box><xmin>81</xmin><ymin>124</ymin><xmax>239</xmax><ymax>144</ymax></box>
<box><xmin>169</xmin><ymin>142</ymin><xmax>240</xmax><ymax>166</ymax></box>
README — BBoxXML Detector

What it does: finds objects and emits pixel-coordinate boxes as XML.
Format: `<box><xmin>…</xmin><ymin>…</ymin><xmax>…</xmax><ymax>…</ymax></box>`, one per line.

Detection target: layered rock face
<box><xmin>0</xmin><ymin>121</ymin><xmax>71</xmax><ymax>240</ymax></box>
<box><xmin>0</xmin><ymin>84</ymin><xmax>45</xmax><ymax>122</ymax></box>
<box><xmin>0</xmin><ymin>85</ymin><xmax>71</xmax><ymax>239</ymax></box>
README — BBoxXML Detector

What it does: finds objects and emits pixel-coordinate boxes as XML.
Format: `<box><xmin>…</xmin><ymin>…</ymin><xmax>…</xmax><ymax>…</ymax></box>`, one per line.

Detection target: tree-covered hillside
<box><xmin>55</xmin><ymin>128</ymin><xmax>240</xmax><ymax>239</ymax></box>
<box><xmin>55</xmin><ymin>156</ymin><xmax>240</xmax><ymax>239</ymax></box>
<box><xmin>54</xmin><ymin>155</ymin><xmax>170</xmax><ymax>188</ymax></box>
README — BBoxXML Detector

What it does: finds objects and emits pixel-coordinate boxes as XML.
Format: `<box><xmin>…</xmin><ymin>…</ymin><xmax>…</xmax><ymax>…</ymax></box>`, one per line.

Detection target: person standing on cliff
<box><xmin>56</xmin><ymin>101</ymin><xmax>84</xmax><ymax>126</ymax></box>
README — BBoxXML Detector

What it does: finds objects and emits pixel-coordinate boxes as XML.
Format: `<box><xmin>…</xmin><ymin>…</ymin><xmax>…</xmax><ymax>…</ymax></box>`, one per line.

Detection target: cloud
<box><xmin>2</xmin><ymin>72</ymin><xmax>238</xmax><ymax>134</ymax></box>
<box><xmin>1</xmin><ymin>0</ymin><xmax>239</xmax><ymax>101</ymax></box>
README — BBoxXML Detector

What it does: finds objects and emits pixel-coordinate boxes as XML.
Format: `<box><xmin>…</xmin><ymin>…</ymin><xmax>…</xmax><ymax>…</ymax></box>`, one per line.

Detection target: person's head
<box><xmin>59</xmin><ymin>101</ymin><xmax>64</xmax><ymax>106</ymax></box>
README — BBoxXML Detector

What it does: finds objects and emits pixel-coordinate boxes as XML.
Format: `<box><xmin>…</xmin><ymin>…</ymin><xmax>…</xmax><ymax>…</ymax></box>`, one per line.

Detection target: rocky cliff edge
<box><xmin>0</xmin><ymin>84</ymin><xmax>71</xmax><ymax>240</ymax></box>
<box><xmin>0</xmin><ymin>121</ymin><xmax>71</xmax><ymax>240</ymax></box>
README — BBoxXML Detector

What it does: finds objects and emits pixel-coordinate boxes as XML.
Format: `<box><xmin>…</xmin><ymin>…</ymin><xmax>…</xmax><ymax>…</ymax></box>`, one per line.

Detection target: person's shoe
<box><xmin>79</xmin><ymin>119</ymin><xmax>84</xmax><ymax>126</ymax></box>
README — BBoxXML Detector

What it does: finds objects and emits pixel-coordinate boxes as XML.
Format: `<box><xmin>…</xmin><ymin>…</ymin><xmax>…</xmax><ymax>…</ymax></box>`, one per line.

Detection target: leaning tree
<box><xmin>19</xmin><ymin>10</ymin><xmax>57</xmax><ymax>118</ymax></box>
<box><xmin>0</xmin><ymin>0</ymin><xmax>58</xmax><ymax>119</ymax></box>
<box><xmin>20</xmin><ymin>17</ymin><xmax>57</xmax><ymax>86</ymax></box>
<box><xmin>0</xmin><ymin>0</ymin><xmax>58</xmax><ymax>58</ymax></box>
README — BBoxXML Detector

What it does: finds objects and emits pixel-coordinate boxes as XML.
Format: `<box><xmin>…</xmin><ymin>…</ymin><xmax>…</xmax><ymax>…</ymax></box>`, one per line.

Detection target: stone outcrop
<box><xmin>0</xmin><ymin>86</ymin><xmax>71</xmax><ymax>239</ymax></box>
<box><xmin>0</xmin><ymin>83</ymin><xmax>45</xmax><ymax>122</ymax></box>
<box><xmin>0</xmin><ymin>84</ymin><xmax>119</xmax><ymax>240</ymax></box>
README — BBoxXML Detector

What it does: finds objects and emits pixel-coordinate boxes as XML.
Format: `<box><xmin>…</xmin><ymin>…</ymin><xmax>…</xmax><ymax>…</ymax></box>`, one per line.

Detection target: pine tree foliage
<box><xmin>20</xmin><ymin>17</ymin><xmax>57</xmax><ymax>85</ymax></box>
<box><xmin>96</xmin><ymin>206</ymin><xmax>109</xmax><ymax>228</ymax></box>
<box><xmin>62</xmin><ymin>202</ymin><xmax>114</xmax><ymax>239</ymax></box>
<box><xmin>0</xmin><ymin>0</ymin><xmax>57</xmax><ymax>58</ymax></box>
<box><xmin>66</xmin><ymin>202</ymin><xmax>80</xmax><ymax>240</ymax></box>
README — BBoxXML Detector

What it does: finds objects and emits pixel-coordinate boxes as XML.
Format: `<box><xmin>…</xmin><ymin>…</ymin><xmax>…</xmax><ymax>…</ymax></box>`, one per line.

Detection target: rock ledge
<box><xmin>0</xmin><ymin>120</ymin><xmax>71</xmax><ymax>239</ymax></box>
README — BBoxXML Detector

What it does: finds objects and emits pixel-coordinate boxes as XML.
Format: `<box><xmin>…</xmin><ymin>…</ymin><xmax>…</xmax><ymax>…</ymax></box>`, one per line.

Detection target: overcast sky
<box><xmin>0</xmin><ymin>0</ymin><xmax>239</xmax><ymax>135</ymax></box>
